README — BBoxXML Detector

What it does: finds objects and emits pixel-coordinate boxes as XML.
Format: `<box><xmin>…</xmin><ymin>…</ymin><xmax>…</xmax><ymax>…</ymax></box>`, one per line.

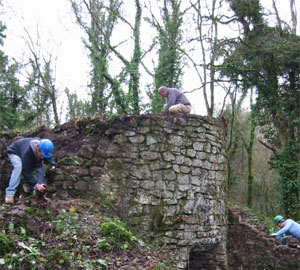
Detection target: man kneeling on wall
<box><xmin>158</xmin><ymin>86</ymin><xmax>192</xmax><ymax>114</ymax></box>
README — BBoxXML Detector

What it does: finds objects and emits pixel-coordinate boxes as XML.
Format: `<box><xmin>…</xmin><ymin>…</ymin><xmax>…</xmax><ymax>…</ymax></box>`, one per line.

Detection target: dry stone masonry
<box><xmin>0</xmin><ymin>114</ymin><xmax>227</xmax><ymax>270</ymax></box>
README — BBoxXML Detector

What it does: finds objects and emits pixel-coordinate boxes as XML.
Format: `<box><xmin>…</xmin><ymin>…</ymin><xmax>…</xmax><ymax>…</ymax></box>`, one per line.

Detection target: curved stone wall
<box><xmin>0</xmin><ymin>114</ymin><xmax>227</xmax><ymax>269</ymax></box>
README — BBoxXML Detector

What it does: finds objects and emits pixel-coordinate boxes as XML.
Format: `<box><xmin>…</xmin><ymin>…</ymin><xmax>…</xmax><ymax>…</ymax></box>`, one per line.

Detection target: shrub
<box><xmin>99</xmin><ymin>218</ymin><xmax>138</xmax><ymax>251</ymax></box>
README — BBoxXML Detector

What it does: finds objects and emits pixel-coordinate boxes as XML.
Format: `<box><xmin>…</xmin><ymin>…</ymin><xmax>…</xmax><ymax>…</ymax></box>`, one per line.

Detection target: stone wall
<box><xmin>0</xmin><ymin>114</ymin><xmax>227</xmax><ymax>270</ymax></box>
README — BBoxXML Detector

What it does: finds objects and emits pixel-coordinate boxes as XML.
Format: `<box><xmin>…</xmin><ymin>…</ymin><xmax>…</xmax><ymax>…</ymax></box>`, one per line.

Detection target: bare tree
<box><xmin>272</xmin><ymin>0</ymin><xmax>297</xmax><ymax>33</ymax></box>
<box><xmin>24</xmin><ymin>28</ymin><xmax>60</xmax><ymax>126</ymax></box>
<box><xmin>65</xmin><ymin>87</ymin><xmax>91</xmax><ymax>120</ymax></box>
<box><xmin>188</xmin><ymin>0</ymin><xmax>232</xmax><ymax>116</ymax></box>
<box><xmin>290</xmin><ymin>0</ymin><xmax>297</xmax><ymax>33</ymax></box>
<box><xmin>272</xmin><ymin>0</ymin><xmax>282</xmax><ymax>30</ymax></box>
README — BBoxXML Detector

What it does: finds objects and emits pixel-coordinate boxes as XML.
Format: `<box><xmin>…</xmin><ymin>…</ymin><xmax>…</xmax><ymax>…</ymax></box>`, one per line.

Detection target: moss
<box><xmin>57</xmin><ymin>156</ymin><xmax>81</xmax><ymax>166</ymax></box>
<box><xmin>75</xmin><ymin>116</ymin><xmax>107</xmax><ymax>134</ymax></box>
<box><xmin>106</xmin><ymin>113</ymin><xmax>122</xmax><ymax>124</ymax></box>
<box><xmin>149</xmin><ymin>205</ymin><xmax>165</xmax><ymax>233</ymax></box>
<box><xmin>92</xmin><ymin>191</ymin><xmax>119</xmax><ymax>212</ymax></box>
<box><xmin>130</xmin><ymin>216</ymin><xmax>146</xmax><ymax>226</ymax></box>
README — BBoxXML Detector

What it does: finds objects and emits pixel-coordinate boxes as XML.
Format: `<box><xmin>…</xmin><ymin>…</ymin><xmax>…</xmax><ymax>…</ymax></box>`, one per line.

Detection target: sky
<box><xmin>2</xmin><ymin>0</ymin><xmax>89</xmax><ymax>97</ymax></box>
<box><xmin>1</xmin><ymin>0</ymin><xmax>298</xmax><ymax>120</ymax></box>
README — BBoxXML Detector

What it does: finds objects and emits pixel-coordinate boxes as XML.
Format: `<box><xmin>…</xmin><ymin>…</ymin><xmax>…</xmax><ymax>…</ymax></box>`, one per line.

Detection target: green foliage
<box><xmin>221</xmin><ymin>1</ymin><xmax>300</xmax><ymax>217</ymax></box>
<box><xmin>96</xmin><ymin>238</ymin><xmax>113</xmax><ymax>251</ymax></box>
<box><xmin>5</xmin><ymin>238</ymin><xmax>42</xmax><ymax>269</ymax></box>
<box><xmin>0</xmin><ymin>188</ymin><xmax>174</xmax><ymax>269</ymax></box>
<box><xmin>0</xmin><ymin>56</ymin><xmax>29</xmax><ymax>130</ymax></box>
<box><xmin>270</xmin><ymin>141</ymin><xmax>300</xmax><ymax>219</ymax></box>
<box><xmin>71</xmin><ymin>0</ymin><xmax>145</xmax><ymax>116</ymax></box>
<box><xmin>2</xmin><ymin>213</ymin><xmax>166</xmax><ymax>269</ymax></box>
<box><xmin>25</xmin><ymin>207</ymin><xmax>52</xmax><ymax>220</ymax></box>
<box><xmin>0</xmin><ymin>197</ymin><xmax>169</xmax><ymax>269</ymax></box>
<box><xmin>228</xmin><ymin>0</ymin><xmax>263</xmax><ymax>30</ymax></box>
<box><xmin>54</xmin><ymin>210</ymin><xmax>81</xmax><ymax>238</ymax></box>
<box><xmin>224</xmin><ymin>103</ymin><xmax>243</xmax><ymax>190</ymax></box>
<box><xmin>98</xmin><ymin>217</ymin><xmax>140</xmax><ymax>251</ymax></box>
<box><xmin>18</xmin><ymin>241</ymin><xmax>40</xmax><ymax>256</ymax></box>
<box><xmin>0</xmin><ymin>231</ymin><xmax>14</xmax><ymax>256</ymax></box>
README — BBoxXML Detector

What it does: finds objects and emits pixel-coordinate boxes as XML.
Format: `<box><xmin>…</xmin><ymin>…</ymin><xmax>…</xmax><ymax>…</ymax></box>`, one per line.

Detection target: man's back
<box><xmin>165</xmin><ymin>88</ymin><xmax>190</xmax><ymax>111</ymax></box>
<box><xmin>276</xmin><ymin>219</ymin><xmax>300</xmax><ymax>239</ymax></box>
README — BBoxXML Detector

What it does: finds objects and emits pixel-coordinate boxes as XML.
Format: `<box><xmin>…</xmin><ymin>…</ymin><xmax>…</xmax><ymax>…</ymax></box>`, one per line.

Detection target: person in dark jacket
<box><xmin>158</xmin><ymin>86</ymin><xmax>192</xmax><ymax>114</ymax></box>
<box><xmin>5</xmin><ymin>137</ymin><xmax>56</xmax><ymax>204</ymax></box>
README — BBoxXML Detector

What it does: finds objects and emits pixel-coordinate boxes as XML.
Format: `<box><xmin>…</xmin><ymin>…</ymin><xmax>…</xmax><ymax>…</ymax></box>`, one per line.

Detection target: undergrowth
<box><xmin>0</xmin><ymin>200</ymin><xmax>173</xmax><ymax>270</ymax></box>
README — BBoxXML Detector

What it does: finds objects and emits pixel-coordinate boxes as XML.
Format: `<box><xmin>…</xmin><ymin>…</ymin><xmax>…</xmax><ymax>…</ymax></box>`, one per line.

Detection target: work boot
<box><xmin>5</xmin><ymin>195</ymin><xmax>14</xmax><ymax>204</ymax></box>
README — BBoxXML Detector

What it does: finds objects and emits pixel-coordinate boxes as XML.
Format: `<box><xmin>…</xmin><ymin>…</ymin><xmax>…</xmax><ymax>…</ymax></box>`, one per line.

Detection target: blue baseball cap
<box><xmin>40</xmin><ymin>139</ymin><xmax>54</xmax><ymax>158</ymax></box>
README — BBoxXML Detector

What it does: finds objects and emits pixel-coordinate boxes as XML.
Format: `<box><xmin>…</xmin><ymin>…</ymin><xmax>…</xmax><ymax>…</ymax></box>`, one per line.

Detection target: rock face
<box><xmin>0</xmin><ymin>114</ymin><xmax>227</xmax><ymax>270</ymax></box>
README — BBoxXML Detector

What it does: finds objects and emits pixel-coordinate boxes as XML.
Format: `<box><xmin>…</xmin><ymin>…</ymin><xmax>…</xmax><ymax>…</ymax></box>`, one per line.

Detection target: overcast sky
<box><xmin>1</xmin><ymin>0</ymin><xmax>298</xmax><ymax>119</ymax></box>
<box><xmin>2</xmin><ymin>0</ymin><xmax>89</xmax><ymax>95</ymax></box>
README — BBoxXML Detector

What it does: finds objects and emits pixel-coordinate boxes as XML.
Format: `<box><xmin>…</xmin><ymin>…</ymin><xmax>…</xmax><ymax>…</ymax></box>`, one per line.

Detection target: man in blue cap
<box><xmin>271</xmin><ymin>215</ymin><xmax>300</xmax><ymax>245</ymax></box>
<box><xmin>5</xmin><ymin>137</ymin><xmax>56</xmax><ymax>204</ymax></box>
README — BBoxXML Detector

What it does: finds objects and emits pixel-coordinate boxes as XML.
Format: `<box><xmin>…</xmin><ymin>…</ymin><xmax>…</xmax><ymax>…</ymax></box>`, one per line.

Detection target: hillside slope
<box><xmin>0</xmin><ymin>195</ymin><xmax>174</xmax><ymax>270</ymax></box>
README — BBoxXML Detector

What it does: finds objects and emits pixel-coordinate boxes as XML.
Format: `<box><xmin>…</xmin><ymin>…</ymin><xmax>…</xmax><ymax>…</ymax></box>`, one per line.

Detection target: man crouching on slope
<box><xmin>5</xmin><ymin>137</ymin><xmax>56</xmax><ymax>204</ymax></box>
